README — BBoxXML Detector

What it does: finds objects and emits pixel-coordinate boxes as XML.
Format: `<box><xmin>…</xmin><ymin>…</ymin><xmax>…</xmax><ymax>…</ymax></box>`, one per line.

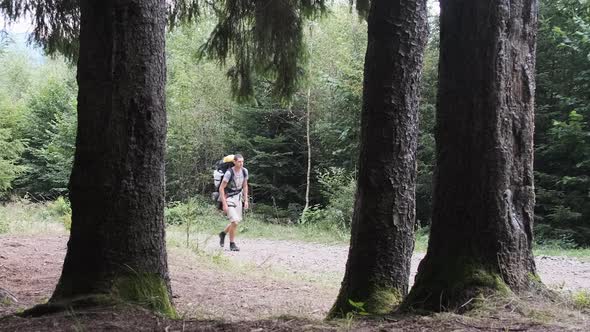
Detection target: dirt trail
<box><xmin>1</xmin><ymin>234</ymin><xmax>589</xmax><ymax>322</ymax></box>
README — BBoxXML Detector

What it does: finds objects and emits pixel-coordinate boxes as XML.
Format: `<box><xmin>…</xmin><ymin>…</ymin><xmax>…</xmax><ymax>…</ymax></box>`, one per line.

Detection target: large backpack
<box><xmin>211</xmin><ymin>155</ymin><xmax>246</xmax><ymax>209</ymax></box>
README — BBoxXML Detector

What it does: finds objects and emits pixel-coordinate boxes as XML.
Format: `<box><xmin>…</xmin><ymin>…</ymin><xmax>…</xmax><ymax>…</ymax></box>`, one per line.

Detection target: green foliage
<box><xmin>535</xmin><ymin>110</ymin><xmax>590</xmax><ymax>245</ymax></box>
<box><xmin>0</xmin><ymin>46</ymin><xmax>76</xmax><ymax>199</ymax></box>
<box><xmin>415</xmin><ymin>19</ymin><xmax>439</xmax><ymax>226</ymax></box>
<box><xmin>300</xmin><ymin>204</ymin><xmax>346</xmax><ymax>230</ymax></box>
<box><xmin>0</xmin><ymin>50</ymin><xmax>31</xmax><ymax>196</ymax></box>
<box><xmin>164</xmin><ymin>5</ymin><xmax>437</xmax><ymax>229</ymax></box>
<box><xmin>347</xmin><ymin>299</ymin><xmax>369</xmax><ymax>316</ymax></box>
<box><xmin>416</xmin><ymin>103</ymin><xmax>435</xmax><ymax>226</ymax></box>
<box><xmin>165</xmin><ymin>195</ymin><xmax>350</xmax><ymax>243</ymax></box>
<box><xmin>7</xmin><ymin>0</ymin><xmax>590</xmax><ymax>248</ymax></box>
<box><xmin>228</xmin><ymin>100</ymin><xmax>308</xmax><ymax>207</ymax></box>
<box><xmin>308</xmin><ymin>167</ymin><xmax>356</xmax><ymax>226</ymax></box>
<box><xmin>165</xmin><ymin>22</ymin><xmax>234</xmax><ymax>201</ymax></box>
<box><xmin>414</xmin><ymin>226</ymin><xmax>430</xmax><ymax>253</ymax></box>
<box><xmin>308</xmin><ymin>7</ymin><xmax>366</xmax><ymax>173</ymax></box>
<box><xmin>0</xmin><ymin>49</ymin><xmax>34</xmax><ymax>102</ymax></box>
<box><xmin>201</xmin><ymin>0</ymin><xmax>327</xmax><ymax>100</ymax></box>
<box><xmin>164</xmin><ymin>197</ymin><xmax>210</xmax><ymax>226</ymax></box>
<box><xmin>534</xmin><ymin>0</ymin><xmax>590</xmax><ymax>246</ymax></box>
<box><xmin>47</xmin><ymin>196</ymin><xmax>72</xmax><ymax>231</ymax></box>
<box><xmin>15</xmin><ymin>58</ymin><xmax>77</xmax><ymax>197</ymax></box>
<box><xmin>2</xmin><ymin>1</ymin><xmax>327</xmax><ymax>100</ymax></box>
<box><xmin>0</xmin><ymin>0</ymin><xmax>79</xmax><ymax>60</ymax></box>
<box><xmin>0</xmin><ymin>110</ymin><xmax>26</xmax><ymax>195</ymax></box>
<box><xmin>37</xmin><ymin>101</ymin><xmax>77</xmax><ymax>195</ymax></box>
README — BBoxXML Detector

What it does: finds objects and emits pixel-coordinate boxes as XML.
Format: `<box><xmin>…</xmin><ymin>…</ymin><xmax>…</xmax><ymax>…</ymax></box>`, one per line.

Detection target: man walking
<box><xmin>218</xmin><ymin>154</ymin><xmax>249</xmax><ymax>251</ymax></box>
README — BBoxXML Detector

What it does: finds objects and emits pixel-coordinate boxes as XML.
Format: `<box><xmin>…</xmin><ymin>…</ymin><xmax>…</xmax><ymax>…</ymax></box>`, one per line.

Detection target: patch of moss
<box><xmin>463</xmin><ymin>268</ymin><xmax>510</xmax><ymax>295</ymax></box>
<box><xmin>328</xmin><ymin>286</ymin><xmax>403</xmax><ymax>319</ymax></box>
<box><xmin>113</xmin><ymin>273</ymin><xmax>177</xmax><ymax>318</ymax></box>
<box><xmin>528</xmin><ymin>272</ymin><xmax>542</xmax><ymax>284</ymax></box>
<box><xmin>363</xmin><ymin>287</ymin><xmax>403</xmax><ymax>314</ymax></box>
<box><xmin>403</xmin><ymin>258</ymin><xmax>512</xmax><ymax>312</ymax></box>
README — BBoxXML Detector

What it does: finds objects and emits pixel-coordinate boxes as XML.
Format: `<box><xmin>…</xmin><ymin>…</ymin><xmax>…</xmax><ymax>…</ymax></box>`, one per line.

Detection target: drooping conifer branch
<box><xmin>199</xmin><ymin>0</ymin><xmax>326</xmax><ymax>100</ymax></box>
<box><xmin>0</xmin><ymin>0</ymin><xmax>80</xmax><ymax>61</ymax></box>
<box><xmin>350</xmin><ymin>0</ymin><xmax>370</xmax><ymax>19</ymax></box>
<box><xmin>1</xmin><ymin>0</ymin><xmax>328</xmax><ymax>100</ymax></box>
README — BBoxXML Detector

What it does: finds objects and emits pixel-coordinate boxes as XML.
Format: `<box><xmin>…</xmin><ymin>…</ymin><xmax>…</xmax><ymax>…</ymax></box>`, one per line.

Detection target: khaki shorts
<box><xmin>226</xmin><ymin>194</ymin><xmax>243</xmax><ymax>223</ymax></box>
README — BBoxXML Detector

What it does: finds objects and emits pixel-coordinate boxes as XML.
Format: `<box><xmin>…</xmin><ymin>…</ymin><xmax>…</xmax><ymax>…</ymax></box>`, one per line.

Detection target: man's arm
<box><xmin>243</xmin><ymin>178</ymin><xmax>249</xmax><ymax>209</ymax></box>
<box><xmin>219</xmin><ymin>180</ymin><xmax>229</xmax><ymax>213</ymax></box>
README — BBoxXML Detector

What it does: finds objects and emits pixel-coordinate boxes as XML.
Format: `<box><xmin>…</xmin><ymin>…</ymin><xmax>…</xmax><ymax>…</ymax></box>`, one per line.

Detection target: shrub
<box><xmin>300</xmin><ymin>167</ymin><xmax>356</xmax><ymax>228</ymax></box>
<box><xmin>47</xmin><ymin>196</ymin><xmax>71</xmax><ymax>230</ymax></box>
<box><xmin>251</xmin><ymin>203</ymin><xmax>291</xmax><ymax>224</ymax></box>
<box><xmin>165</xmin><ymin>196</ymin><xmax>218</xmax><ymax>226</ymax></box>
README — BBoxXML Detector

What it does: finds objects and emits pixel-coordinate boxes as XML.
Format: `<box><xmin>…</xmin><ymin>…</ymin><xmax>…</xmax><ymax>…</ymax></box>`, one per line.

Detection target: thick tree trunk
<box><xmin>50</xmin><ymin>0</ymin><xmax>172</xmax><ymax>315</ymax></box>
<box><xmin>404</xmin><ymin>0</ymin><xmax>539</xmax><ymax>311</ymax></box>
<box><xmin>329</xmin><ymin>0</ymin><xmax>428</xmax><ymax>317</ymax></box>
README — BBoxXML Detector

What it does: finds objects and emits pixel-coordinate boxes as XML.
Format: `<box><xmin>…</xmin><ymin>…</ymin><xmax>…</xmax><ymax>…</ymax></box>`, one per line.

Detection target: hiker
<box><xmin>218</xmin><ymin>154</ymin><xmax>249</xmax><ymax>251</ymax></box>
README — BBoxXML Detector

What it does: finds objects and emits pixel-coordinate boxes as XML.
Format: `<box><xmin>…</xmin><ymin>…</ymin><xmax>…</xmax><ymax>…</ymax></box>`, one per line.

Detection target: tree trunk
<box><xmin>50</xmin><ymin>0</ymin><xmax>172</xmax><ymax>315</ymax></box>
<box><xmin>329</xmin><ymin>0</ymin><xmax>428</xmax><ymax>317</ymax></box>
<box><xmin>404</xmin><ymin>0</ymin><xmax>539</xmax><ymax>312</ymax></box>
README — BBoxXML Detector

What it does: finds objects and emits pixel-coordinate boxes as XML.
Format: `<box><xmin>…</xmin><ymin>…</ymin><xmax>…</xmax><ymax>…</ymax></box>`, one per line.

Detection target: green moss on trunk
<box><xmin>328</xmin><ymin>287</ymin><xmax>402</xmax><ymax>319</ymax></box>
<box><xmin>402</xmin><ymin>258</ymin><xmax>511</xmax><ymax>312</ymax></box>
<box><xmin>24</xmin><ymin>273</ymin><xmax>176</xmax><ymax>318</ymax></box>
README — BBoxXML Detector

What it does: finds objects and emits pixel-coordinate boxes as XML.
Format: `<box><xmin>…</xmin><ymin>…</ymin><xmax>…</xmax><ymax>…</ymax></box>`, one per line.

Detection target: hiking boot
<box><xmin>230</xmin><ymin>242</ymin><xmax>240</xmax><ymax>251</ymax></box>
<box><xmin>219</xmin><ymin>232</ymin><xmax>226</xmax><ymax>248</ymax></box>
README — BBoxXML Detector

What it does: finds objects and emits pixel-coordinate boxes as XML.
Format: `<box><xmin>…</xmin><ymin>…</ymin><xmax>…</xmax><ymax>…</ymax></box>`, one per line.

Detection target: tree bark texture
<box><xmin>404</xmin><ymin>0</ymin><xmax>539</xmax><ymax>311</ymax></box>
<box><xmin>51</xmin><ymin>0</ymin><xmax>171</xmax><ymax>307</ymax></box>
<box><xmin>329</xmin><ymin>0</ymin><xmax>428</xmax><ymax>317</ymax></box>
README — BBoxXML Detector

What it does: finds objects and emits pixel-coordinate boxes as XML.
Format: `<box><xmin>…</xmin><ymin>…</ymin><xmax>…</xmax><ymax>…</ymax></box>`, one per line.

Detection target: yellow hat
<box><xmin>223</xmin><ymin>154</ymin><xmax>235</xmax><ymax>163</ymax></box>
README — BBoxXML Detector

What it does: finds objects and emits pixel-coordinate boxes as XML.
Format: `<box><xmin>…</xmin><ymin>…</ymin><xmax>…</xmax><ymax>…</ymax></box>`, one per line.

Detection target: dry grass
<box><xmin>0</xmin><ymin>200</ymin><xmax>66</xmax><ymax>235</ymax></box>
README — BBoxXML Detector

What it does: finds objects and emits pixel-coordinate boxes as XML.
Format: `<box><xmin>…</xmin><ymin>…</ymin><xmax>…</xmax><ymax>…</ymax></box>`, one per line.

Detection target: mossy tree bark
<box><xmin>49</xmin><ymin>0</ymin><xmax>173</xmax><ymax>315</ymax></box>
<box><xmin>404</xmin><ymin>0</ymin><xmax>540</xmax><ymax>311</ymax></box>
<box><xmin>328</xmin><ymin>0</ymin><xmax>428</xmax><ymax>318</ymax></box>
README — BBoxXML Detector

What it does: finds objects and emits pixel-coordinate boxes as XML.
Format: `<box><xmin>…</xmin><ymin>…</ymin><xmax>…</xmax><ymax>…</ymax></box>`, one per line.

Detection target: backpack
<box><xmin>211</xmin><ymin>155</ymin><xmax>246</xmax><ymax>209</ymax></box>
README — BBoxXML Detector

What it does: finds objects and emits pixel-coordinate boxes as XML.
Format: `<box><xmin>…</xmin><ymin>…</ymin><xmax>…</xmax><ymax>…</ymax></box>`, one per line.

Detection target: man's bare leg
<box><xmin>221</xmin><ymin>222</ymin><xmax>239</xmax><ymax>250</ymax></box>
<box><xmin>230</xmin><ymin>222</ymin><xmax>238</xmax><ymax>242</ymax></box>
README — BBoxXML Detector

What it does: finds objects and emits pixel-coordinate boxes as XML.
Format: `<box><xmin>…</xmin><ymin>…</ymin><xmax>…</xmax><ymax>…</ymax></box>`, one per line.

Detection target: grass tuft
<box><xmin>572</xmin><ymin>290</ymin><xmax>590</xmax><ymax>310</ymax></box>
<box><xmin>113</xmin><ymin>271</ymin><xmax>177</xmax><ymax>318</ymax></box>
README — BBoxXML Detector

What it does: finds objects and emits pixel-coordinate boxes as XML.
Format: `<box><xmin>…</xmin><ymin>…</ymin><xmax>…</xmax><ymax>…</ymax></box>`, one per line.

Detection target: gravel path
<box><xmin>201</xmin><ymin>236</ymin><xmax>590</xmax><ymax>291</ymax></box>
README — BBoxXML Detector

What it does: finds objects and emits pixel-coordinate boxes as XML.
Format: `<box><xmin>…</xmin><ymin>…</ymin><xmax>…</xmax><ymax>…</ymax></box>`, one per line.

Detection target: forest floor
<box><xmin>1</xmin><ymin>233</ymin><xmax>589</xmax><ymax>331</ymax></box>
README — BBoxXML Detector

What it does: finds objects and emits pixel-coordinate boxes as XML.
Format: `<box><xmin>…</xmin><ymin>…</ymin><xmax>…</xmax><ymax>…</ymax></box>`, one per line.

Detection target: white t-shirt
<box><xmin>223</xmin><ymin>167</ymin><xmax>249</xmax><ymax>193</ymax></box>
